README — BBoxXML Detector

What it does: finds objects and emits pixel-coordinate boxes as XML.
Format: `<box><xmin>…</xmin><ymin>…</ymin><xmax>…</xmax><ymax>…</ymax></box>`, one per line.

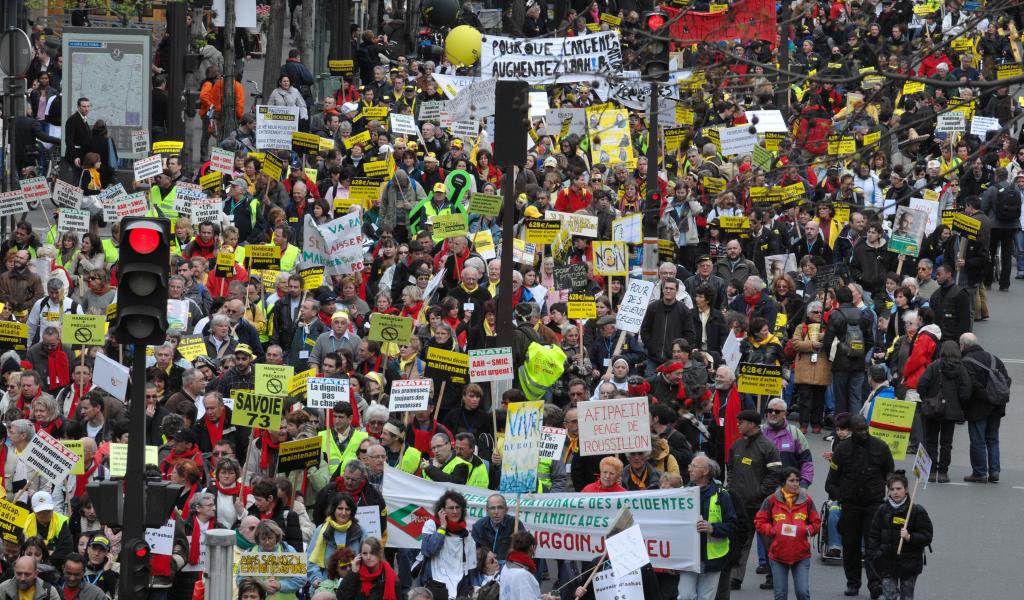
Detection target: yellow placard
<box><xmin>344</xmin><ymin>130</ymin><xmax>371</xmax><ymax>150</ymax></box>
<box><xmin>703</xmin><ymin>177</ymin><xmax>727</xmax><ymax>194</ymax></box>
<box><xmin>599</xmin><ymin>13</ymin><xmax>621</xmax><ymax>27</ymax></box>
<box><xmin>289</xmin><ymin>367</ymin><xmax>316</xmax><ymax>397</ymax></box>
<box><xmin>177</xmin><ymin>335</ymin><xmax>208</xmax><ymax>362</ymax></box>
<box><xmin>902</xmin><ymin>81</ymin><xmax>926</xmax><ymax>96</ymax></box>
<box><xmin>430</xmin><ymin>213</ymin><xmax>469</xmax><ymax>239</ymax></box>
<box><xmin>362</xmin><ymin>160</ymin><xmax>390</xmax><ymax>179</ymax></box>
<box><xmin>923</xmin><ymin>189</ymin><xmax>940</xmax><ymax>201</ymax></box>
<box><xmin>291</xmin><ymin>131</ymin><xmax>321</xmax><ymax>154</ymax></box>
<box><xmin>152</xmin><ymin>140</ymin><xmax>184</xmax><ymax>154</ymax></box>
<box><xmin>200</xmin><ymin>171</ymin><xmax>222</xmax><ymax>191</ymax></box>
<box><xmin>362</xmin><ymin>106</ymin><xmax>389</xmax><ymax>121</ymax></box>
<box><xmin>827</xmin><ymin>134</ymin><xmax>857</xmax><ymax>156</ymax></box>
<box><xmin>675</xmin><ymin>107</ymin><xmax>694</xmax><ymax>125</ymax></box>
<box><xmin>231</xmin><ymin>390</ymin><xmax>285</xmax><ymax>430</ymax></box>
<box><xmin>869</xmin><ymin>398</ymin><xmax>917</xmax><ymax>460</ymax></box>
<box><xmin>245</xmin><ymin>244</ymin><xmax>282</xmax><ymax>270</ymax></box>
<box><xmin>719</xmin><ymin>215</ymin><xmax>750</xmax><ymax>234</ymax></box>
<box><xmin>0</xmin><ymin>498</ymin><xmax>30</xmax><ymax>535</ymax></box>
<box><xmin>368</xmin><ymin>313</ymin><xmax>414</xmax><ymax>345</ymax></box>
<box><xmin>0</xmin><ymin>321</ymin><xmax>28</xmax><ymax>349</ymax></box>
<box><xmin>255</xmin><ymin>364</ymin><xmax>294</xmax><ymax>397</ymax></box>
<box><xmin>277</xmin><ymin>436</ymin><xmax>322</xmax><ymax>472</ymax></box>
<box><xmin>736</xmin><ymin>363</ymin><xmax>784</xmax><ymax>395</ymax></box>
<box><xmin>328</xmin><ymin>59</ymin><xmax>355</xmax><ymax>75</ymax></box>
<box><xmin>708</xmin><ymin>3</ymin><xmax>728</xmax><ymax>11</ymax></box>
<box><xmin>566</xmin><ymin>292</ymin><xmax>597</xmax><ymax>320</ymax></box>
<box><xmin>525</xmin><ymin>220</ymin><xmax>562</xmax><ymax>245</ymax></box>
<box><xmin>62</xmin><ymin>440</ymin><xmax>85</xmax><ymax>475</ymax></box>
<box><xmin>62</xmin><ymin>314</ymin><xmax>106</xmax><ymax>346</ymax></box>
<box><xmin>863</xmin><ymin>131</ymin><xmax>881</xmax><ymax>147</ymax></box>
<box><xmin>349</xmin><ymin>177</ymin><xmax>383</xmax><ymax>207</ymax></box>
<box><xmin>763</xmin><ymin>132</ymin><xmax>786</xmax><ymax>152</ymax></box>
<box><xmin>215</xmin><ymin>251</ymin><xmax>235</xmax><ymax>276</ymax></box>
<box><xmin>998</xmin><ymin>64</ymin><xmax>1023</xmax><ymax>80</ymax></box>
<box><xmin>110</xmin><ymin>444</ymin><xmax>159</xmax><ymax>477</ymax></box>
<box><xmin>592</xmin><ymin>241</ymin><xmax>627</xmax><ymax>276</ymax></box>
<box><xmin>299</xmin><ymin>265</ymin><xmax>325</xmax><ymax>290</ymax></box>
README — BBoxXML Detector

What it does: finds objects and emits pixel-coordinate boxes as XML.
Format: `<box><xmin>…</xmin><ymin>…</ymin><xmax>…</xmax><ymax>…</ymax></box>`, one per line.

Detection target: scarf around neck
<box><xmin>47</xmin><ymin>346</ymin><xmax>71</xmax><ymax>390</ymax></box>
<box><xmin>359</xmin><ymin>561</ymin><xmax>397</xmax><ymax>600</ymax></box>
<box><xmin>506</xmin><ymin>551</ymin><xmax>537</xmax><ymax>574</ymax></box>
<box><xmin>308</xmin><ymin>517</ymin><xmax>352</xmax><ymax>568</ymax></box>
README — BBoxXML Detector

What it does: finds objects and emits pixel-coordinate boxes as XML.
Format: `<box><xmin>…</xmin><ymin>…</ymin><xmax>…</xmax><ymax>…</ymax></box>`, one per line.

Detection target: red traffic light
<box><xmin>646</xmin><ymin>13</ymin><xmax>666</xmax><ymax>30</ymax></box>
<box><xmin>135</xmin><ymin>547</ymin><xmax>148</xmax><ymax>558</ymax></box>
<box><xmin>128</xmin><ymin>227</ymin><xmax>161</xmax><ymax>254</ymax></box>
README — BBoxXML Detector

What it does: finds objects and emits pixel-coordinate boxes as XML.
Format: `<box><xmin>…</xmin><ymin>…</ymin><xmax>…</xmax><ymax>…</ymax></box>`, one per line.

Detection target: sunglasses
<box><xmin>767</xmin><ymin>409</ymin><xmax>786</xmax><ymax>414</ymax></box>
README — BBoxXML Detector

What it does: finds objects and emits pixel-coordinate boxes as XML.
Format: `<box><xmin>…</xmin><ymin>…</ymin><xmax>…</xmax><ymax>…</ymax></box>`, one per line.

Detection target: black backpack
<box><xmin>839</xmin><ymin>307</ymin><xmax>867</xmax><ymax>360</ymax></box>
<box><xmin>993</xmin><ymin>185</ymin><xmax>1022</xmax><ymax>222</ymax></box>
<box><xmin>965</xmin><ymin>354</ymin><xmax>1012</xmax><ymax>406</ymax></box>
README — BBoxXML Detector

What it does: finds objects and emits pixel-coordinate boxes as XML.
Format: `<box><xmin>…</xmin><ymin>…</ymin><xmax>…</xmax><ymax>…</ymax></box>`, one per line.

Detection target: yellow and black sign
<box><xmin>215</xmin><ymin>252</ymin><xmax>235</xmax><ymax>277</ymax></box>
<box><xmin>424</xmin><ymin>347</ymin><xmax>469</xmax><ymax>385</ymax></box>
<box><xmin>951</xmin><ymin>213</ymin><xmax>980</xmax><ymax>240</ymax></box>
<box><xmin>0</xmin><ymin>321</ymin><xmax>27</xmax><ymax>350</ymax></box>
<box><xmin>200</xmin><ymin>171</ymin><xmax>223</xmax><ymax>192</ymax></box>
<box><xmin>299</xmin><ymin>265</ymin><xmax>325</xmax><ymax>290</ymax></box>
<box><xmin>261</xmin><ymin>152</ymin><xmax>284</xmax><ymax>181</ymax></box>
<box><xmin>291</xmin><ymin>132</ymin><xmax>321</xmax><ymax>155</ymax></box>
<box><xmin>62</xmin><ymin>314</ymin><xmax>106</xmax><ymax>346</ymax></box>
<box><xmin>736</xmin><ymin>363</ymin><xmax>784</xmax><ymax>396</ymax></box>
<box><xmin>827</xmin><ymin>134</ymin><xmax>856</xmax><ymax>156</ymax></box>
<box><xmin>246</xmin><ymin>244</ymin><xmax>282</xmax><ymax>270</ymax></box>
<box><xmin>368</xmin><ymin>313</ymin><xmax>414</xmax><ymax>345</ymax></box>
<box><xmin>231</xmin><ymin>390</ymin><xmax>284</xmax><ymax>430</ymax></box>
<box><xmin>525</xmin><ymin>220</ymin><xmax>562</xmax><ymax>245</ymax></box>
<box><xmin>152</xmin><ymin>140</ymin><xmax>184</xmax><ymax>154</ymax></box>
<box><xmin>567</xmin><ymin>292</ymin><xmax>597</xmax><ymax>320</ymax></box>
<box><xmin>328</xmin><ymin>59</ymin><xmax>355</xmax><ymax>75</ymax></box>
<box><xmin>177</xmin><ymin>335</ymin><xmax>208</xmax><ymax>362</ymax></box>
<box><xmin>362</xmin><ymin>106</ymin><xmax>389</xmax><ymax>121</ymax></box>
<box><xmin>277</xmin><ymin>437</ymin><xmax>322</xmax><ymax>472</ymax></box>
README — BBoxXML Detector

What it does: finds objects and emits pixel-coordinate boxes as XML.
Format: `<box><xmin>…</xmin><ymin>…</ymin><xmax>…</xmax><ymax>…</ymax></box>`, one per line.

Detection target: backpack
<box><xmin>993</xmin><ymin>185</ymin><xmax>1022</xmax><ymax>222</ymax></box>
<box><xmin>964</xmin><ymin>354</ymin><xmax>1011</xmax><ymax>406</ymax></box>
<box><xmin>792</xmin><ymin>105</ymin><xmax>832</xmax><ymax>156</ymax></box>
<box><xmin>476</xmin><ymin>579</ymin><xmax>500</xmax><ymax>600</ymax></box>
<box><xmin>838</xmin><ymin>307</ymin><xmax>867</xmax><ymax>360</ymax></box>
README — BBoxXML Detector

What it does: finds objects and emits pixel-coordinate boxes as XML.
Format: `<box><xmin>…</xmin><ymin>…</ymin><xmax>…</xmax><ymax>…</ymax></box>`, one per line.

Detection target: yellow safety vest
<box><xmin>319</xmin><ymin>428</ymin><xmax>369</xmax><ymax>476</ymax></box>
<box><xmin>24</xmin><ymin>511</ymin><xmax>69</xmax><ymax>545</ymax></box>
<box><xmin>466</xmin><ymin>458</ymin><xmax>490</xmax><ymax>489</ymax></box>
<box><xmin>280</xmin><ymin>244</ymin><xmax>300</xmax><ymax>272</ymax></box>
<box><xmin>149</xmin><ymin>185</ymin><xmax>181</xmax><ymax>225</ymax></box>
<box><xmin>424</xmin><ymin>455</ymin><xmax>470</xmax><ymax>482</ymax></box>
<box><xmin>517</xmin><ymin>342</ymin><xmax>566</xmax><ymax>402</ymax></box>
<box><xmin>707</xmin><ymin>492</ymin><xmax>729</xmax><ymax>560</ymax></box>
<box><xmin>101</xmin><ymin>239</ymin><xmax>119</xmax><ymax>265</ymax></box>
<box><xmin>398</xmin><ymin>446</ymin><xmax>422</xmax><ymax>474</ymax></box>
<box><xmin>536</xmin><ymin>458</ymin><xmax>552</xmax><ymax>493</ymax></box>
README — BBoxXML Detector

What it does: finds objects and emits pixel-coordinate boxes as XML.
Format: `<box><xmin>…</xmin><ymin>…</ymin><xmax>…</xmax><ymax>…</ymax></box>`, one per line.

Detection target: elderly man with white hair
<box><xmin>728</xmin><ymin>276</ymin><xmax>779</xmax><ymax>327</ymax></box>
<box><xmin>706</xmin><ymin>366</ymin><xmax>741</xmax><ymax>468</ymax></box>
<box><xmin>447</xmin><ymin>264</ymin><xmax>491</xmax><ymax>329</ymax></box>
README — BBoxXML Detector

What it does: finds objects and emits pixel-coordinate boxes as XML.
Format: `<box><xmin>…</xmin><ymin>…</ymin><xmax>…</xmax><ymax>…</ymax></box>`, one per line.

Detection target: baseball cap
<box><xmin>340</xmin><ymin>102</ymin><xmax>359</xmax><ymax>113</ymax></box>
<box><xmin>433</xmin><ymin>182</ymin><xmax>446</xmax><ymax>192</ymax></box>
<box><xmin>319</xmin><ymin>291</ymin><xmax>339</xmax><ymax>304</ymax></box>
<box><xmin>543</xmin><ymin>156</ymin><xmax>558</xmax><ymax>168</ymax></box>
<box><xmin>696</xmin><ymin>254</ymin><xmax>713</xmax><ymax>264</ymax></box>
<box><xmin>451</xmin><ymin>138</ymin><xmax>463</xmax><ymax>148</ymax></box>
<box><xmin>233</xmin><ymin>344</ymin><xmax>256</xmax><ymax>358</ymax></box>
<box><xmin>31</xmin><ymin>491</ymin><xmax>54</xmax><ymax>513</ymax></box>
<box><xmin>89</xmin><ymin>535</ymin><xmax>111</xmax><ymax>550</ymax></box>
<box><xmin>172</xmin><ymin>429</ymin><xmax>198</xmax><ymax>444</ymax></box>
<box><xmin>524</xmin><ymin>206</ymin><xmax>542</xmax><ymax>218</ymax></box>
<box><xmin>229</xmin><ymin>178</ymin><xmax>248</xmax><ymax>188</ymax></box>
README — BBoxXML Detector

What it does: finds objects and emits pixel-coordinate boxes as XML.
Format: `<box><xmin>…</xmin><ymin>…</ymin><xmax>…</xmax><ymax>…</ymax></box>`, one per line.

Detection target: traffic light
<box><xmin>114</xmin><ymin>217</ymin><xmax>171</xmax><ymax>345</ymax></box>
<box><xmin>640</xmin><ymin>10</ymin><xmax>670</xmax><ymax>82</ymax></box>
<box><xmin>122</xmin><ymin>538</ymin><xmax>151</xmax><ymax>596</ymax></box>
<box><xmin>86</xmin><ymin>481</ymin><xmax>123</xmax><ymax>527</ymax></box>
<box><xmin>144</xmin><ymin>480</ymin><xmax>183</xmax><ymax>528</ymax></box>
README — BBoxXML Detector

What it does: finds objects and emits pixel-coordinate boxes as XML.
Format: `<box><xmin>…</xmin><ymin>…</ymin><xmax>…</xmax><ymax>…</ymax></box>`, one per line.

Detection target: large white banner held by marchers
<box><xmin>481</xmin><ymin>31</ymin><xmax>623</xmax><ymax>84</ymax></box>
<box><xmin>300</xmin><ymin>214</ymin><xmax>365</xmax><ymax>275</ymax></box>
<box><xmin>383</xmin><ymin>467</ymin><xmax>700</xmax><ymax>571</ymax></box>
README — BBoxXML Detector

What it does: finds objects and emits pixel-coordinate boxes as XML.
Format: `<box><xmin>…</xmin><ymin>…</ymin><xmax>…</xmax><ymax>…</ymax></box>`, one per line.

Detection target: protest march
<box><xmin>0</xmin><ymin>0</ymin><xmax>1020</xmax><ymax>599</ymax></box>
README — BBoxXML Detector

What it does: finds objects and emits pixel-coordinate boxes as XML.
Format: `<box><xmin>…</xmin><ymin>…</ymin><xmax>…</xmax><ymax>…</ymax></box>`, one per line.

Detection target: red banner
<box><xmin>664</xmin><ymin>0</ymin><xmax>778</xmax><ymax>47</ymax></box>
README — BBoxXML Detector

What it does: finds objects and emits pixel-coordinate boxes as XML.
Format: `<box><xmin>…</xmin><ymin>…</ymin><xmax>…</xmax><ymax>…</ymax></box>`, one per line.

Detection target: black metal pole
<box><xmin>118</xmin><ymin>347</ymin><xmax>148</xmax><ymax>599</ymax></box>
<box><xmin>166</xmin><ymin>2</ymin><xmax>187</xmax><ymax>151</ymax></box>
<box><xmin>776</xmin><ymin>1</ymin><xmax>791</xmax><ymax>112</ymax></box>
<box><xmin>644</xmin><ymin>82</ymin><xmax>660</xmax><ymax>238</ymax></box>
<box><xmin>495</xmin><ymin>169</ymin><xmax>516</xmax><ymax>348</ymax></box>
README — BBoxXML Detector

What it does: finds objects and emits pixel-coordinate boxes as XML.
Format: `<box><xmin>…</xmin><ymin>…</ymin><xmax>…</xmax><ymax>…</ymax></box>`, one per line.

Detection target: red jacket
<box><xmin>902</xmin><ymin>324</ymin><xmax>940</xmax><ymax>389</ymax></box>
<box><xmin>755</xmin><ymin>489</ymin><xmax>821</xmax><ymax>565</ymax></box>
<box><xmin>555</xmin><ymin>186</ymin><xmax>593</xmax><ymax>213</ymax></box>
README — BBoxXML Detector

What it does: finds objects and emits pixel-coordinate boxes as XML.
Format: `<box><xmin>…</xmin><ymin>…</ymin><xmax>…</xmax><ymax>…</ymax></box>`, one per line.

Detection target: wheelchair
<box><xmin>817</xmin><ymin>499</ymin><xmax>844</xmax><ymax>565</ymax></box>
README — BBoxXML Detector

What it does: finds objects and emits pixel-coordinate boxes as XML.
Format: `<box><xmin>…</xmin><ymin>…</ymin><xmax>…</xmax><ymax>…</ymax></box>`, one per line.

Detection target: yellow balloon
<box><xmin>445</xmin><ymin>25</ymin><xmax>482</xmax><ymax>66</ymax></box>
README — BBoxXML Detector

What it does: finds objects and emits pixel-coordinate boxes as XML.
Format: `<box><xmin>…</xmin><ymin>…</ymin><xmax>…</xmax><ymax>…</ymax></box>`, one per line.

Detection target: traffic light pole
<box><xmin>118</xmin><ymin>345</ymin><xmax>149</xmax><ymax>599</ymax></box>
<box><xmin>642</xmin><ymin>81</ymin><xmax>661</xmax><ymax>282</ymax></box>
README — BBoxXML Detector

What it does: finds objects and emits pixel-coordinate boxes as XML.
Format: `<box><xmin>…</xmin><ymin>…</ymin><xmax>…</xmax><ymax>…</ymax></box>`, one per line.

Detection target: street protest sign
<box><xmin>545</xmin><ymin>210</ymin><xmax>599</xmax><ymax>237</ymax></box>
<box><xmin>593</xmin><ymin>566</ymin><xmax>644</xmax><ymax>600</ymax></box>
<box><xmin>22</xmin><ymin>430</ymin><xmax>79</xmax><ymax>486</ymax></box>
<box><xmin>58</xmin><ymin>208</ymin><xmax>89</xmax><ymax>236</ymax></box>
<box><xmin>368</xmin><ymin>313</ymin><xmax>414</xmax><ymax>345</ymax></box>
<box><xmin>109</xmin><ymin>444</ymin><xmax>159</xmax><ymax>477</ymax></box>
<box><xmin>593</xmin><ymin>241</ymin><xmax>628</xmax><ymax>276</ymax></box>
<box><xmin>131</xmin><ymin>130</ymin><xmax>150</xmax><ymax>154</ymax></box>
<box><xmin>383</xmin><ymin>467</ymin><xmax>701</xmax><ymax>571</ymax></box>
<box><xmin>53</xmin><ymin>179</ymin><xmax>83</xmax><ymax>209</ymax></box>
<box><xmin>255</xmin><ymin>364</ymin><xmax>294</xmax><ymax>397</ymax></box>
<box><xmin>289</xmin><ymin>368</ymin><xmax>315</xmax><ymax>397</ymax></box>
<box><xmin>869</xmin><ymin>398</ymin><xmax>916</xmax><ymax>460</ymax></box>
<box><xmin>468</xmin><ymin>347</ymin><xmax>514</xmax><ymax>383</ymax></box>
<box><xmin>210</xmin><ymin>147</ymin><xmax>235</xmax><ymax>174</ymax></box>
<box><xmin>133</xmin><ymin>154</ymin><xmax>163</xmax><ymax>181</ymax></box>
<box><xmin>888</xmin><ymin>206</ymin><xmax>927</xmax><ymax>257</ymax></box>
<box><xmin>951</xmin><ymin>213</ymin><xmax>981</xmax><ymax>240</ymax></box>
<box><xmin>554</xmin><ymin>264</ymin><xmax>590</xmax><ymax>292</ymax></box>
<box><xmin>577</xmin><ymin>397</ymin><xmax>651</xmax><ymax>456</ymax></box>
<box><xmin>500</xmin><ymin>400</ymin><xmax>543</xmax><ymax>494</ymax></box>
<box><xmin>538</xmin><ymin>427</ymin><xmax>567</xmax><ymax>460</ymax></box>
<box><xmin>176</xmin><ymin>335</ymin><xmax>208</xmax><ymax>362</ymax></box>
<box><xmin>567</xmin><ymin>292</ymin><xmax>597</xmax><ymax>319</ymax></box>
<box><xmin>469</xmin><ymin>192</ymin><xmax>502</xmax><ymax>217</ymax></box>
<box><xmin>62</xmin><ymin>314</ymin><xmax>106</xmax><ymax>346</ymax></box>
<box><xmin>913</xmin><ymin>446</ymin><xmax>933</xmax><ymax>489</ymax></box>
<box><xmin>424</xmin><ymin>347</ymin><xmax>469</xmax><ymax>385</ymax></box>
<box><xmin>388</xmin><ymin>379</ymin><xmax>432</xmax><ymax>412</ymax></box>
<box><xmin>19</xmin><ymin>177</ymin><xmax>50</xmax><ymax>206</ymax></box>
<box><xmin>480</xmin><ymin>31</ymin><xmax>623</xmax><ymax>84</ymax></box>
<box><xmin>617</xmin><ymin>279</ymin><xmax>655</xmax><ymax>334</ymax></box>
<box><xmin>245</xmin><ymin>244</ymin><xmax>282</xmax><ymax>270</ymax></box>
<box><xmin>0</xmin><ymin>499</ymin><xmax>29</xmax><ymax>539</ymax></box>
<box><xmin>306</xmin><ymin>378</ymin><xmax>350</xmax><ymax>410</ymax></box>
<box><xmin>255</xmin><ymin>105</ymin><xmax>300</xmax><ymax>150</ymax></box>
<box><xmin>94</xmin><ymin>352</ymin><xmax>129</xmax><ymax>401</ymax></box>
<box><xmin>606</xmin><ymin>523</ymin><xmax>651</xmax><ymax>580</ymax></box>
<box><xmin>231</xmin><ymin>390</ymin><xmax>284</xmax><ymax>430</ymax></box>
<box><xmin>525</xmin><ymin>220</ymin><xmax>562</xmax><ymax>245</ymax></box>
<box><xmin>736</xmin><ymin>363</ymin><xmax>784</xmax><ymax>396</ymax></box>
<box><xmin>237</xmin><ymin>552</ymin><xmax>307</xmax><ymax>577</ymax></box>
<box><xmin>0</xmin><ymin>191</ymin><xmax>28</xmax><ymax>218</ymax></box>
<box><xmin>277</xmin><ymin>437</ymin><xmax>322</xmax><ymax>472</ymax></box>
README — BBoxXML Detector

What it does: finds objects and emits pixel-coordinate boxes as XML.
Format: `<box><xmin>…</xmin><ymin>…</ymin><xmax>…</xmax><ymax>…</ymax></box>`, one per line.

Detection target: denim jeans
<box><xmin>677</xmin><ymin>570</ymin><xmax>721</xmax><ymax>600</ymax></box>
<box><xmin>769</xmin><ymin>558</ymin><xmax>811</xmax><ymax>600</ymax></box>
<box><xmin>756</xmin><ymin>534</ymin><xmax>767</xmax><ymax>569</ymax></box>
<box><xmin>882</xmin><ymin>574</ymin><xmax>918</xmax><ymax>599</ymax></box>
<box><xmin>968</xmin><ymin>415</ymin><xmax>1001</xmax><ymax>476</ymax></box>
<box><xmin>832</xmin><ymin>369</ymin><xmax>865</xmax><ymax>417</ymax></box>
<box><xmin>827</xmin><ymin>501</ymin><xmax>843</xmax><ymax>551</ymax></box>
<box><xmin>1015</xmin><ymin>230</ymin><xmax>1024</xmax><ymax>275</ymax></box>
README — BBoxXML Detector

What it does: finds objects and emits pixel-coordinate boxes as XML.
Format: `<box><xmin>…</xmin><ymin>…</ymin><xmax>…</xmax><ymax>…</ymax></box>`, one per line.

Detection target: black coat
<box><xmin>12</xmin><ymin>116</ymin><xmax>60</xmax><ymax>171</ymax></box>
<box><xmin>825</xmin><ymin>434</ymin><xmax>894</xmax><ymax>507</ymax></box>
<box><xmin>693</xmin><ymin>307</ymin><xmax>729</xmax><ymax>359</ymax></box>
<box><xmin>63</xmin><ymin>111</ymin><xmax>91</xmax><ymax>164</ymax></box>
<box><xmin>867</xmin><ymin>500</ymin><xmax>933</xmax><ymax>578</ymax></box>
<box><xmin>246</xmin><ymin>503</ymin><xmax>304</xmax><ymax>551</ymax></box>
<box><xmin>929</xmin><ymin>282</ymin><xmax>972</xmax><ymax>344</ymax></box>
<box><xmin>960</xmin><ymin>345</ymin><xmax>1009</xmax><ymax>421</ymax></box>
<box><xmin>916</xmin><ymin>359</ymin><xmax>972</xmax><ymax>422</ymax></box>
<box><xmin>640</xmin><ymin>299</ymin><xmax>696</xmax><ymax>364</ymax></box>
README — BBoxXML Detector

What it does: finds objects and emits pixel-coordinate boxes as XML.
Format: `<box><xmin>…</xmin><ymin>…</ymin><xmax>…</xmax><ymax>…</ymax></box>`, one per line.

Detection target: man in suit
<box><xmin>63</xmin><ymin>96</ymin><xmax>91</xmax><ymax>179</ymax></box>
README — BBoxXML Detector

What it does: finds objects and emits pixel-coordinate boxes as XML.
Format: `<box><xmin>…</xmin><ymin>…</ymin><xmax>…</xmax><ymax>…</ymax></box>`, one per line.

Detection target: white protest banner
<box><xmin>182</xmin><ymin>539</ymin><xmax>208</xmax><ymax>571</ymax></box>
<box><xmin>970</xmin><ymin>116</ymin><xmax>1001</xmax><ymax>136</ymax></box>
<box><xmin>501</xmin><ymin>401</ymin><xmax>543</xmax><ymax>494</ymax></box>
<box><xmin>210</xmin><ymin>147</ymin><xmax>235</xmax><ymax>174</ymax></box>
<box><xmin>300</xmin><ymin>213</ymin><xmax>365</xmax><ymax>275</ymax></box>
<box><xmin>431</xmin><ymin>73</ymin><xmax>478</xmax><ymax>98</ymax></box>
<box><xmin>174</xmin><ymin>182</ymin><xmax>207</xmax><ymax>217</ymax></box>
<box><xmin>746</xmin><ymin>110</ymin><xmax>788</xmax><ymax>133</ymax></box>
<box><xmin>145</xmin><ymin>520</ymin><xmax>174</xmax><ymax>556</ymax></box>
<box><xmin>384</xmin><ymin>467</ymin><xmax>700</xmax><ymax>570</ymax></box>
<box><xmin>114</xmin><ymin>192</ymin><xmax>147</xmax><ymax>218</ymax></box>
<box><xmin>594</xmin><ymin>567</ymin><xmax>644</xmax><ymax>600</ymax></box>
<box><xmin>98</xmin><ymin>183</ymin><xmax>127</xmax><ymax>222</ymax></box>
<box><xmin>616</xmin><ymin>279</ymin><xmax>655</xmax><ymax>334</ymax></box>
<box><xmin>53</xmin><ymin>179</ymin><xmax>83</xmax><ymax>209</ymax></box>
<box><xmin>0</xmin><ymin>191</ymin><xmax>28</xmax><ymax>218</ymax></box>
<box><xmin>608</xmin><ymin>72</ymin><xmax>679</xmax><ymax>111</ymax></box>
<box><xmin>22</xmin><ymin>430</ymin><xmax>79</xmax><ymax>486</ymax></box>
<box><xmin>529</xmin><ymin>91</ymin><xmax>549</xmax><ymax>118</ymax></box>
<box><xmin>606</xmin><ymin>524</ymin><xmax>651</xmax><ymax>580</ymax></box>
<box><xmin>719</xmin><ymin>124</ymin><xmax>759</xmax><ymax>156</ymax></box>
<box><xmin>191</xmin><ymin>197</ymin><xmax>224</xmax><ymax>224</ymax></box>
<box><xmin>936</xmin><ymin>112</ymin><xmax>966</xmax><ymax>133</ymax></box>
<box><xmin>578</xmin><ymin>397</ymin><xmax>651</xmax><ymax>456</ymax></box>
<box><xmin>133</xmin><ymin>154</ymin><xmax>164</xmax><ymax>181</ymax></box>
<box><xmin>469</xmin><ymin>347</ymin><xmax>514</xmax><ymax>383</ymax></box>
<box><xmin>450</xmin><ymin>120</ymin><xmax>479</xmax><ymax>140</ymax></box>
<box><xmin>722</xmin><ymin>333</ymin><xmax>742</xmax><ymax>372</ymax></box>
<box><xmin>255</xmin><ymin>105</ymin><xmax>300</xmax><ymax>150</ymax></box>
<box><xmin>538</xmin><ymin>426</ymin><xmax>567</xmax><ymax>460</ymax></box>
<box><xmin>356</xmin><ymin>506</ymin><xmax>382</xmax><ymax>541</ymax></box>
<box><xmin>447</xmin><ymin>77</ymin><xmax>497</xmax><ymax>122</ymax></box>
<box><xmin>237</xmin><ymin>552</ymin><xmax>307</xmax><ymax>577</ymax></box>
<box><xmin>306</xmin><ymin>377</ymin><xmax>350</xmax><ymax>410</ymax></box>
<box><xmin>19</xmin><ymin>177</ymin><xmax>50</xmax><ymax>206</ymax></box>
<box><xmin>908</xmin><ymin>197</ymin><xmax>939</xmax><ymax>235</ymax></box>
<box><xmin>58</xmin><ymin>208</ymin><xmax>90</xmax><ymax>236</ymax></box>
<box><xmin>131</xmin><ymin>129</ymin><xmax>150</xmax><ymax>155</ymax></box>
<box><xmin>612</xmin><ymin>213</ymin><xmax>642</xmax><ymax>244</ymax></box>
<box><xmin>545</xmin><ymin>210</ymin><xmax>599</xmax><ymax>237</ymax></box>
<box><xmin>418</xmin><ymin>100</ymin><xmax>446</xmax><ymax>121</ymax></box>
<box><xmin>422</xmin><ymin>268</ymin><xmax>447</xmax><ymax>302</ymax></box>
<box><xmin>388</xmin><ymin>379</ymin><xmax>431</xmax><ymax>412</ymax></box>
<box><xmin>544</xmin><ymin>107</ymin><xmax>587</xmax><ymax>139</ymax></box>
<box><xmin>94</xmin><ymin>352</ymin><xmax>130</xmax><ymax>402</ymax></box>
<box><xmin>481</xmin><ymin>31</ymin><xmax>623</xmax><ymax>84</ymax></box>
<box><xmin>390</xmin><ymin>113</ymin><xmax>421</xmax><ymax>137</ymax></box>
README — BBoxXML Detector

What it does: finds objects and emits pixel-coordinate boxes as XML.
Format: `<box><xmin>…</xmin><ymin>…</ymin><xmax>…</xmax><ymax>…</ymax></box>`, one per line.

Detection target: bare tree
<box><xmin>298</xmin><ymin>0</ymin><xmax>316</xmax><ymax>68</ymax></box>
<box><xmin>262</xmin><ymin>0</ymin><xmax>287</xmax><ymax>106</ymax></box>
<box><xmin>221</xmin><ymin>0</ymin><xmax>237</xmax><ymax>135</ymax></box>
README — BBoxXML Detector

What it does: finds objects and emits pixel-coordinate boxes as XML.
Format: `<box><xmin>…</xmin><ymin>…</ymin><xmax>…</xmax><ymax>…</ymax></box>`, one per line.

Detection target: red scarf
<box><xmin>743</xmin><ymin>292</ymin><xmax>761</xmax><ymax>319</ymax></box>
<box><xmin>47</xmin><ymin>347</ymin><xmax>71</xmax><ymax>391</ymax></box>
<box><xmin>34</xmin><ymin>417</ymin><xmax>63</xmax><ymax>437</ymax></box>
<box><xmin>181</xmin><ymin>483</ymin><xmax>199</xmax><ymax>519</ymax></box>
<box><xmin>188</xmin><ymin>516</ymin><xmax>203</xmax><ymax>565</ymax></box>
<box><xmin>212</xmin><ymin>480</ymin><xmax>245</xmax><ymax>497</ymax></box>
<box><xmin>442</xmin><ymin>518</ymin><xmax>467</xmax><ymax>534</ymax></box>
<box><xmin>205</xmin><ymin>414</ymin><xmax>225</xmax><ymax>448</ymax></box>
<box><xmin>161</xmin><ymin>446</ymin><xmax>202</xmax><ymax>478</ymax></box>
<box><xmin>507</xmin><ymin>551</ymin><xmax>538</xmax><ymax>574</ymax></box>
<box><xmin>400</xmin><ymin>301</ymin><xmax>423</xmax><ymax>320</ymax></box>
<box><xmin>66</xmin><ymin>383</ymin><xmax>92</xmax><ymax>419</ymax></box>
<box><xmin>340</xmin><ymin>478</ymin><xmax>366</xmax><ymax>504</ymax></box>
<box><xmin>74</xmin><ymin>461</ymin><xmax>98</xmax><ymax>498</ymax></box>
<box><xmin>713</xmin><ymin>386</ymin><xmax>742</xmax><ymax>455</ymax></box>
<box><xmin>359</xmin><ymin>561</ymin><xmax>398</xmax><ymax>600</ymax></box>
<box><xmin>411</xmin><ymin>421</ymin><xmax>440</xmax><ymax>456</ymax></box>
<box><xmin>16</xmin><ymin>390</ymin><xmax>40</xmax><ymax>419</ymax></box>
<box><xmin>259</xmin><ymin>431</ymin><xmax>281</xmax><ymax>470</ymax></box>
